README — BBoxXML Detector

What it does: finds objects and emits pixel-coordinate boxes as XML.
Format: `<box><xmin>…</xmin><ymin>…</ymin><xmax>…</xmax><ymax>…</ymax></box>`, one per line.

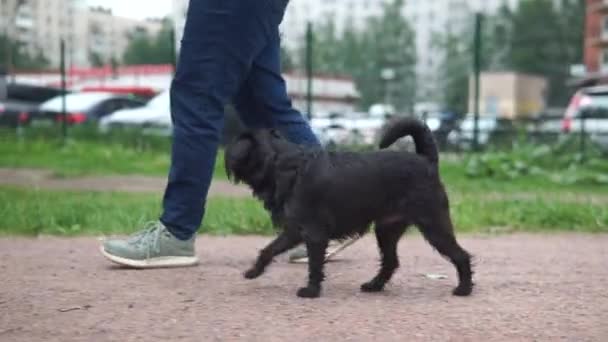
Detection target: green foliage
<box><xmin>0</xmin><ymin>188</ymin><xmax>272</xmax><ymax>236</ymax></box>
<box><xmin>434</xmin><ymin>0</ymin><xmax>584</xmax><ymax>111</ymax></box>
<box><xmin>89</xmin><ymin>51</ymin><xmax>105</xmax><ymax>67</ymax></box>
<box><xmin>507</xmin><ymin>0</ymin><xmax>584</xmax><ymax>106</ymax></box>
<box><xmin>0</xmin><ymin>126</ymin><xmax>228</xmax><ymax>179</ymax></box>
<box><xmin>123</xmin><ymin>19</ymin><xmax>175</xmax><ymax>65</ymax></box>
<box><xmin>0</xmin><ymin>34</ymin><xmax>49</xmax><ymax>71</ymax></box>
<box><xmin>464</xmin><ymin>139</ymin><xmax>608</xmax><ymax>185</ymax></box>
<box><xmin>1</xmin><ymin>186</ymin><xmax>606</xmax><ymax>236</ymax></box>
<box><xmin>295</xmin><ymin>0</ymin><xmax>416</xmax><ymax>111</ymax></box>
<box><xmin>280</xmin><ymin>45</ymin><xmax>295</xmax><ymax>72</ymax></box>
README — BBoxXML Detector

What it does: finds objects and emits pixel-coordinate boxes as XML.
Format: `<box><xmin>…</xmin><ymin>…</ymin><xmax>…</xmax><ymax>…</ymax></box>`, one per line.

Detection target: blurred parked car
<box><xmin>32</xmin><ymin>92</ymin><xmax>146</xmax><ymax>126</ymax></box>
<box><xmin>448</xmin><ymin>114</ymin><xmax>515</xmax><ymax>149</ymax></box>
<box><xmin>7</xmin><ymin>83</ymin><xmax>68</xmax><ymax>103</ymax></box>
<box><xmin>0</xmin><ymin>100</ymin><xmax>35</xmax><ymax>127</ymax></box>
<box><xmin>99</xmin><ymin>91</ymin><xmax>171</xmax><ymax>135</ymax></box>
<box><xmin>311</xmin><ymin>111</ymin><xmax>386</xmax><ymax>146</ymax></box>
<box><xmin>419</xmin><ymin>110</ymin><xmax>459</xmax><ymax>148</ymax></box>
<box><xmin>1</xmin><ymin>83</ymin><xmax>68</xmax><ymax>128</ymax></box>
<box><xmin>559</xmin><ymin>86</ymin><xmax>608</xmax><ymax>149</ymax></box>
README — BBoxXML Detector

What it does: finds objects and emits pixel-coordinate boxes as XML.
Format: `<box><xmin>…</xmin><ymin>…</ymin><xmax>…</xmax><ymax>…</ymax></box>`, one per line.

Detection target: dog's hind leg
<box><xmin>361</xmin><ymin>224</ymin><xmax>406</xmax><ymax>293</ymax></box>
<box><xmin>244</xmin><ymin>231</ymin><xmax>302</xmax><ymax>279</ymax></box>
<box><xmin>297</xmin><ymin>229</ymin><xmax>329</xmax><ymax>298</ymax></box>
<box><xmin>417</xmin><ymin>211</ymin><xmax>473</xmax><ymax>296</ymax></box>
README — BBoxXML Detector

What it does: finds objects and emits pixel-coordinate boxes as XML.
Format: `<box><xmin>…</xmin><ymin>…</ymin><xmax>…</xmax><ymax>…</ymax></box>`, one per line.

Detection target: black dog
<box><xmin>225</xmin><ymin>118</ymin><xmax>473</xmax><ymax>298</ymax></box>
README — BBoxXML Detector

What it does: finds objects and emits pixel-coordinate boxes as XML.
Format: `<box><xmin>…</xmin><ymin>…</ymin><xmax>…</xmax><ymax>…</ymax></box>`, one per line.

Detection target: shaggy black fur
<box><xmin>225</xmin><ymin>118</ymin><xmax>474</xmax><ymax>298</ymax></box>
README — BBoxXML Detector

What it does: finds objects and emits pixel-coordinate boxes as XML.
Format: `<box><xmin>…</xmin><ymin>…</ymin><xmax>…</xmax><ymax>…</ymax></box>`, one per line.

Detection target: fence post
<box><xmin>60</xmin><ymin>38</ymin><xmax>67</xmax><ymax>144</ymax></box>
<box><xmin>580</xmin><ymin>110</ymin><xmax>587</xmax><ymax>162</ymax></box>
<box><xmin>306</xmin><ymin>21</ymin><xmax>313</xmax><ymax>121</ymax></box>
<box><xmin>473</xmin><ymin>13</ymin><xmax>483</xmax><ymax>152</ymax></box>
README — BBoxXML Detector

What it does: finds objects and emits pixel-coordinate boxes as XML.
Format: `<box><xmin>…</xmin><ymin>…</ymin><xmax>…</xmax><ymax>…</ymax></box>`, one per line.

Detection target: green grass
<box><xmin>0</xmin><ymin>130</ymin><xmax>228</xmax><ymax>179</ymax></box>
<box><xmin>1</xmin><ymin>129</ymin><xmax>607</xmax><ymax>236</ymax></box>
<box><xmin>1</xmin><ymin>186</ymin><xmax>606</xmax><ymax>236</ymax></box>
<box><xmin>1</xmin><ymin>131</ymin><xmax>605</xmax><ymax>194</ymax></box>
<box><xmin>0</xmin><ymin>187</ymin><xmax>271</xmax><ymax>236</ymax></box>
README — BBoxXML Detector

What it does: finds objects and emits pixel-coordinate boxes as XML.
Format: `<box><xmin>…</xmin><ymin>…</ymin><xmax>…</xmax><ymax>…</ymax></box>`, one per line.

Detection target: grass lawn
<box><xmin>1</xmin><ymin>186</ymin><xmax>606</xmax><ymax>236</ymax></box>
<box><xmin>1</xmin><ymin>129</ymin><xmax>607</xmax><ymax>236</ymax></box>
<box><xmin>2</xmin><ymin>131</ymin><xmax>606</xmax><ymax>194</ymax></box>
<box><xmin>0</xmin><ymin>131</ymin><xmax>228</xmax><ymax>179</ymax></box>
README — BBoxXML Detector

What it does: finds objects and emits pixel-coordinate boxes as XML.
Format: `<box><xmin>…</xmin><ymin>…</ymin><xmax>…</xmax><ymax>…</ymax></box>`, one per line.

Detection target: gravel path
<box><xmin>1</xmin><ymin>234</ymin><xmax>607</xmax><ymax>341</ymax></box>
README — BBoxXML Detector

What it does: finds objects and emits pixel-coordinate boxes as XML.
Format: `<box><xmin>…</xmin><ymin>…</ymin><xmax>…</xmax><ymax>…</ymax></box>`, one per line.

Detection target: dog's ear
<box><xmin>273</xmin><ymin>152</ymin><xmax>302</xmax><ymax>206</ymax></box>
<box><xmin>225</xmin><ymin>132</ymin><xmax>255</xmax><ymax>182</ymax></box>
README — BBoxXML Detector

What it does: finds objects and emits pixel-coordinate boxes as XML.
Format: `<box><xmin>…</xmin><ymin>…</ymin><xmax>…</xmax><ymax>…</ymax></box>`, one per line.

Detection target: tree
<box><xmin>433</xmin><ymin>4</ymin><xmax>511</xmax><ymax>114</ymax></box>
<box><xmin>280</xmin><ymin>45</ymin><xmax>295</xmax><ymax>72</ymax></box>
<box><xmin>123</xmin><ymin>19</ymin><xmax>175</xmax><ymax>65</ymax></box>
<box><xmin>0</xmin><ymin>34</ymin><xmax>49</xmax><ymax>71</ymax></box>
<box><xmin>434</xmin><ymin>0</ymin><xmax>584</xmax><ymax>111</ymax></box>
<box><xmin>89</xmin><ymin>51</ymin><xmax>105</xmax><ymax>67</ymax></box>
<box><xmin>357</xmin><ymin>0</ymin><xmax>416</xmax><ymax>110</ymax></box>
<box><xmin>507</xmin><ymin>0</ymin><xmax>582</xmax><ymax>106</ymax></box>
<box><xmin>293</xmin><ymin>0</ymin><xmax>416</xmax><ymax>111</ymax></box>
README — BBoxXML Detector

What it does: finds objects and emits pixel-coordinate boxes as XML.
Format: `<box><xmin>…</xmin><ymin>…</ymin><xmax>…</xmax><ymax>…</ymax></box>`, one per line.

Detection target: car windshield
<box><xmin>583</xmin><ymin>93</ymin><xmax>608</xmax><ymax>108</ymax></box>
<box><xmin>147</xmin><ymin>91</ymin><xmax>170</xmax><ymax>109</ymax></box>
<box><xmin>40</xmin><ymin>92</ymin><xmax>113</xmax><ymax>112</ymax></box>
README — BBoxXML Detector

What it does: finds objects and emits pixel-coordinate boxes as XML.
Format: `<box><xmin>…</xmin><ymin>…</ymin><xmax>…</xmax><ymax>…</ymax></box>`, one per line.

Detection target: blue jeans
<box><xmin>160</xmin><ymin>0</ymin><xmax>319</xmax><ymax>240</ymax></box>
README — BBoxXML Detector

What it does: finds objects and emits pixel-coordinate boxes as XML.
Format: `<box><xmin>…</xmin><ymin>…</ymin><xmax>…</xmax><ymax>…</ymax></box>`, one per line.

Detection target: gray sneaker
<box><xmin>101</xmin><ymin>221</ymin><xmax>199</xmax><ymax>268</ymax></box>
<box><xmin>288</xmin><ymin>237</ymin><xmax>360</xmax><ymax>264</ymax></box>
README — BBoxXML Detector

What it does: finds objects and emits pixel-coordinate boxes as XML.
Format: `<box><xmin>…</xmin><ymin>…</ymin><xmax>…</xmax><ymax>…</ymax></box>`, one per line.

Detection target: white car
<box><xmin>99</xmin><ymin>91</ymin><xmax>172</xmax><ymax>135</ymax></box>
<box><xmin>33</xmin><ymin>92</ymin><xmax>145</xmax><ymax>125</ymax></box>
<box><xmin>560</xmin><ymin>86</ymin><xmax>608</xmax><ymax>149</ymax></box>
<box><xmin>311</xmin><ymin>111</ymin><xmax>387</xmax><ymax>146</ymax></box>
<box><xmin>448</xmin><ymin>114</ymin><xmax>512</xmax><ymax>148</ymax></box>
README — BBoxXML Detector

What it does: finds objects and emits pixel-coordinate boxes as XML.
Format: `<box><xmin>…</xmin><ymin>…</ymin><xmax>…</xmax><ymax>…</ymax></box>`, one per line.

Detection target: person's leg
<box><xmin>102</xmin><ymin>0</ymin><xmax>276</xmax><ymax>268</ymax></box>
<box><xmin>233</xmin><ymin>43</ymin><xmax>318</xmax><ymax>145</ymax></box>
<box><xmin>233</xmin><ymin>30</ymin><xmax>360</xmax><ymax>263</ymax></box>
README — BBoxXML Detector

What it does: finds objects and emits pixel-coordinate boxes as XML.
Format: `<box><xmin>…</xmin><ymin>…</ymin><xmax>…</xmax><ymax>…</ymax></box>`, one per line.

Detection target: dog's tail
<box><xmin>379</xmin><ymin>118</ymin><xmax>439</xmax><ymax>166</ymax></box>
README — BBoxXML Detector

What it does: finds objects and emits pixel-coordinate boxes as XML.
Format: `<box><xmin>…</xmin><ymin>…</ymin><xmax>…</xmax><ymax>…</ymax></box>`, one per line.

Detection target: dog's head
<box><xmin>225</xmin><ymin>129</ymin><xmax>284</xmax><ymax>187</ymax></box>
<box><xmin>225</xmin><ymin>129</ymin><xmax>307</xmax><ymax>225</ymax></box>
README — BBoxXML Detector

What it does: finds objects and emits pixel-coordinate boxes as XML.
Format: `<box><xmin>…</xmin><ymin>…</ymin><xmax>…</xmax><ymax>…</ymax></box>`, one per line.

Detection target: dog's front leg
<box><xmin>244</xmin><ymin>231</ymin><xmax>302</xmax><ymax>279</ymax></box>
<box><xmin>297</xmin><ymin>232</ymin><xmax>329</xmax><ymax>299</ymax></box>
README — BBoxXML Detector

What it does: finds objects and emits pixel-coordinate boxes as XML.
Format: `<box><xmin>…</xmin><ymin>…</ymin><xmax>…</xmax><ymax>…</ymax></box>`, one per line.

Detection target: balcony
<box><xmin>15</xmin><ymin>15</ymin><xmax>34</xmax><ymax>29</ymax></box>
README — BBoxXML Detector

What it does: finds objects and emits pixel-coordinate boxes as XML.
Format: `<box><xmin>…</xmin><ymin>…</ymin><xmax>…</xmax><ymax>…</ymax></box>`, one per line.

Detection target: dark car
<box><xmin>1</xmin><ymin>84</ymin><xmax>68</xmax><ymax>127</ymax></box>
<box><xmin>32</xmin><ymin>92</ymin><xmax>146</xmax><ymax>126</ymax></box>
<box><xmin>7</xmin><ymin>83</ymin><xmax>68</xmax><ymax>103</ymax></box>
<box><xmin>0</xmin><ymin>100</ymin><xmax>37</xmax><ymax>127</ymax></box>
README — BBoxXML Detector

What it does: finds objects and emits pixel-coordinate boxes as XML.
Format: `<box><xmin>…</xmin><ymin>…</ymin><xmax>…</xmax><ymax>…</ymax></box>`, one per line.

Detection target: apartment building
<box><xmin>1</xmin><ymin>0</ymin><xmax>83</xmax><ymax>67</ymax></box>
<box><xmin>72</xmin><ymin>6</ymin><xmax>163</xmax><ymax>67</ymax></box>
<box><xmin>584</xmin><ymin>0</ymin><xmax>608</xmax><ymax>74</ymax></box>
<box><xmin>279</xmin><ymin>0</ymin><xmax>520</xmax><ymax>101</ymax></box>
<box><xmin>1</xmin><ymin>0</ymin><xmax>163</xmax><ymax>68</ymax></box>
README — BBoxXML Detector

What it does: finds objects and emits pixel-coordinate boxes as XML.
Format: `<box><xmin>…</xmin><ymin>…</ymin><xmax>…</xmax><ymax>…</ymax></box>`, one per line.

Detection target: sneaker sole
<box><xmin>289</xmin><ymin>237</ymin><xmax>360</xmax><ymax>264</ymax></box>
<box><xmin>100</xmin><ymin>247</ymin><xmax>199</xmax><ymax>269</ymax></box>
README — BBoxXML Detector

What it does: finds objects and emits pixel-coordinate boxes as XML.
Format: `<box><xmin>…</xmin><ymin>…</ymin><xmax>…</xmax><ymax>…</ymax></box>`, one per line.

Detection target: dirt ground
<box><xmin>0</xmin><ymin>168</ymin><xmax>249</xmax><ymax>197</ymax></box>
<box><xmin>1</xmin><ymin>234</ymin><xmax>607</xmax><ymax>341</ymax></box>
<box><xmin>3</xmin><ymin>168</ymin><xmax>608</xmax><ymax>205</ymax></box>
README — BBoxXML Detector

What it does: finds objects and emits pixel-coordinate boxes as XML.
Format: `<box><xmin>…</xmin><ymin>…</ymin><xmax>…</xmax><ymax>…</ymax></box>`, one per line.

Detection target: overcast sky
<box><xmin>86</xmin><ymin>0</ymin><xmax>172</xmax><ymax>20</ymax></box>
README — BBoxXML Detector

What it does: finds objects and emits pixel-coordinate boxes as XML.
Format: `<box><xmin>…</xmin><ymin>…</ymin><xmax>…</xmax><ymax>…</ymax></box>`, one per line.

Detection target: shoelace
<box><xmin>128</xmin><ymin>222</ymin><xmax>164</xmax><ymax>260</ymax></box>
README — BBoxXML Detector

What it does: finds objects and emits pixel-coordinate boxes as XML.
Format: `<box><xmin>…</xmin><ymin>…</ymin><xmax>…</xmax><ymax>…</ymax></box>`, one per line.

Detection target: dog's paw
<box><xmin>452</xmin><ymin>284</ymin><xmax>473</xmax><ymax>297</ymax></box>
<box><xmin>360</xmin><ymin>280</ymin><xmax>385</xmax><ymax>293</ymax></box>
<box><xmin>243</xmin><ymin>268</ymin><xmax>264</xmax><ymax>280</ymax></box>
<box><xmin>297</xmin><ymin>286</ymin><xmax>321</xmax><ymax>298</ymax></box>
